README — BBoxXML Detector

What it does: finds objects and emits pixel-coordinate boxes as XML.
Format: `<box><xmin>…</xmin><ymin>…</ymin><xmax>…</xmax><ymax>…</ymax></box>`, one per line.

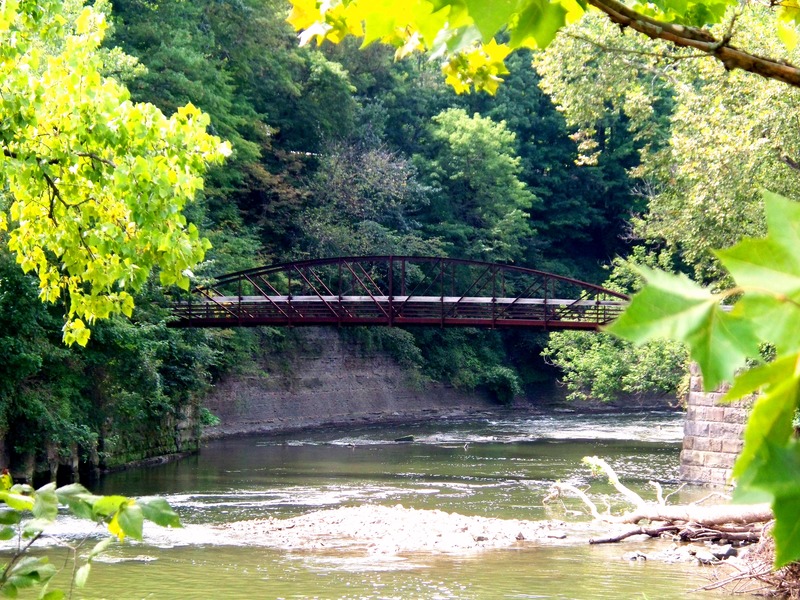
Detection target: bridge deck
<box><xmin>172</xmin><ymin>295</ymin><xmax>626</xmax><ymax>329</ymax></box>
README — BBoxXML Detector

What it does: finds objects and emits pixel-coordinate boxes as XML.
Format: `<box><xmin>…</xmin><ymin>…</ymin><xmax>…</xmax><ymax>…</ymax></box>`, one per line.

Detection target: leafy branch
<box><xmin>288</xmin><ymin>0</ymin><xmax>800</xmax><ymax>92</ymax></box>
<box><xmin>587</xmin><ymin>0</ymin><xmax>800</xmax><ymax>86</ymax></box>
<box><xmin>0</xmin><ymin>475</ymin><xmax>181</xmax><ymax>599</ymax></box>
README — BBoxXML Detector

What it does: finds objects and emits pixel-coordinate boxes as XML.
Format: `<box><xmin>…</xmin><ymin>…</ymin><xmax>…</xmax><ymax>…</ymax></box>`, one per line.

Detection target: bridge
<box><xmin>169</xmin><ymin>256</ymin><xmax>628</xmax><ymax>330</ymax></box>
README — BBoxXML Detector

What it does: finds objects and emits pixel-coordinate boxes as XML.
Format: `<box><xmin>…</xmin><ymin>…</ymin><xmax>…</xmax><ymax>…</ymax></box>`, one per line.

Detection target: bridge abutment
<box><xmin>680</xmin><ymin>364</ymin><xmax>751</xmax><ymax>486</ymax></box>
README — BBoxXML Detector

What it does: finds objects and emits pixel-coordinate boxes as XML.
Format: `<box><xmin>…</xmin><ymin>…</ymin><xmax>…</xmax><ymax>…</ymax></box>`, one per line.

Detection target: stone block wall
<box><xmin>679</xmin><ymin>364</ymin><xmax>751</xmax><ymax>486</ymax></box>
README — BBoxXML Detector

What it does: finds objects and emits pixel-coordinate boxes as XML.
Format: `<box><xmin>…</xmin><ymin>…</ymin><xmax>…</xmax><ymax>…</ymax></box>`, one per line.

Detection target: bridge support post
<box><xmin>679</xmin><ymin>364</ymin><xmax>751</xmax><ymax>486</ymax></box>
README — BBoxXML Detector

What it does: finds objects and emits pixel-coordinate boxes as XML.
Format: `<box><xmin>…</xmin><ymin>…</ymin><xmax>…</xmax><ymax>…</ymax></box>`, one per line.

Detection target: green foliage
<box><xmin>609</xmin><ymin>191</ymin><xmax>800</xmax><ymax>566</ymax></box>
<box><xmin>287</xmin><ymin>0</ymin><xmax>800</xmax><ymax>94</ymax></box>
<box><xmin>0</xmin><ymin>0</ymin><xmax>230</xmax><ymax>345</ymax></box>
<box><xmin>300</xmin><ymin>139</ymin><xmax>440</xmax><ymax>258</ymax></box>
<box><xmin>543</xmin><ymin>331</ymin><xmax>688</xmax><ymax>402</ymax></box>
<box><xmin>536</xmin><ymin>12</ymin><xmax>800</xmax><ymax>284</ymax></box>
<box><xmin>481</xmin><ymin>366</ymin><xmax>523</xmax><ymax>405</ymax></box>
<box><xmin>340</xmin><ymin>328</ymin><xmax>425</xmax><ymax>373</ymax></box>
<box><xmin>199</xmin><ymin>408</ymin><xmax>221</xmax><ymax>428</ymax></box>
<box><xmin>288</xmin><ymin>0</ymin><xmax>580</xmax><ymax>93</ymax></box>
<box><xmin>0</xmin><ymin>240</ymin><xmax>229</xmax><ymax>471</ymax></box>
<box><xmin>542</xmin><ymin>248</ymin><xmax>688</xmax><ymax>402</ymax></box>
<box><xmin>412</xmin><ymin>329</ymin><xmax>523</xmax><ymax>403</ymax></box>
<box><xmin>467</xmin><ymin>49</ymin><xmax>642</xmax><ymax>273</ymax></box>
<box><xmin>0</xmin><ymin>478</ymin><xmax>179</xmax><ymax>598</ymax></box>
<box><xmin>415</xmin><ymin>108</ymin><xmax>537</xmax><ymax>262</ymax></box>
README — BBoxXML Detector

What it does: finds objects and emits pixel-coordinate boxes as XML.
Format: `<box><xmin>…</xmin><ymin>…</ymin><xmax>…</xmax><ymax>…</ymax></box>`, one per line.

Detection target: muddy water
<box><xmin>72</xmin><ymin>412</ymin><xmax>753</xmax><ymax>598</ymax></box>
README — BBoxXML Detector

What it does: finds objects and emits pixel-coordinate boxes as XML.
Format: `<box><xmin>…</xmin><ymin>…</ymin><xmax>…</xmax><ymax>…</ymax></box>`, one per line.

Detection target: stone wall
<box><xmin>679</xmin><ymin>364</ymin><xmax>751</xmax><ymax>486</ymax></box>
<box><xmin>98</xmin><ymin>404</ymin><xmax>201</xmax><ymax>472</ymax></box>
<box><xmin>203</xmin><ymin>328</ymin><xmax>498</xmax><ymax>437</ymax></box>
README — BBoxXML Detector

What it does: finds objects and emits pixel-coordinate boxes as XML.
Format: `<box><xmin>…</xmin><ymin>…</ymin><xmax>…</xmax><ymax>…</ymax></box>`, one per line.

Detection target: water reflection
<box><xmin>77</xmin><ymin>411</ymin><xmax>752</xmax><ymax>598</ymax></box>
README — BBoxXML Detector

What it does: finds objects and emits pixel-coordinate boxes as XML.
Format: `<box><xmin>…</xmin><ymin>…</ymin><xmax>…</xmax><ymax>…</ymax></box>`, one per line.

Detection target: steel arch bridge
<box><xmin>169</xmin><ymin>256</ymin><xmax>629</xmax><ymax>330</ymax></box>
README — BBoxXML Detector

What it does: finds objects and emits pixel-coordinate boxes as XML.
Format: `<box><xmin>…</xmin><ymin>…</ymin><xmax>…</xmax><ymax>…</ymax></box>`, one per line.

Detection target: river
<box><xmin>47</xmin><ymin>412</ymin><xmax>756</xmax><ymax>598</ymax></box>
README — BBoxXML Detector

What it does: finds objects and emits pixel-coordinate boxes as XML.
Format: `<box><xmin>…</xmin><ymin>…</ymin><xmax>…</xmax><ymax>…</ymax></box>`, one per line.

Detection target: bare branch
<box><xmin>547</xmin><ymin>482</ymin><xmax>606</xmax><ymax>521</ymax></box>
<box><xmin>566</xmin><ymin>31</ymin><xmax>706</xmax><ymax>62</ymax></box>
<box><xmin>590</xmin><ymin>525</ymin><xmax>679</xmax><ymax>544</ymax></box>
<box><xmin>75</xmin><ymin>152</ymin><xmax>117</xmax><ymax>169</ymax></box>
<box><xmin>583</xmin><ymin>456</ymin><xmax>647</xmax><ymax>508</ymax></box>
<box><xmin>649</xmin><ymin>480</ymin><xmax>664</xmax><ymax>505</ymax></box>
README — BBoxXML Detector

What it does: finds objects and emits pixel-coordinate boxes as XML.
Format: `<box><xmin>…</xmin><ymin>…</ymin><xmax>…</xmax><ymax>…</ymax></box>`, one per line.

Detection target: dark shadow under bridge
<box><xmin>169</xmin><ymin>256</ymin><xmax>629</xmax><ymax>330</ymax></box>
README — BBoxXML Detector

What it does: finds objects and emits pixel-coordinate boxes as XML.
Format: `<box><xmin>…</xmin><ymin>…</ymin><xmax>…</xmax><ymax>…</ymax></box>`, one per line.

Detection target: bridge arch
<box><xmin>170</xmin><ymin>256</ymin><xmax>628</xmax><ymax>330</ymax></box>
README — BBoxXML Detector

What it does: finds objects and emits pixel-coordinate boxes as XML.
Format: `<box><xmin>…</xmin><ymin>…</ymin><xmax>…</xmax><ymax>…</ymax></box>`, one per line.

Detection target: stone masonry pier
<box><xmin>680</xmin><ymin>364</ymin><xmax>751</xmax><ymax>486</ymax></box>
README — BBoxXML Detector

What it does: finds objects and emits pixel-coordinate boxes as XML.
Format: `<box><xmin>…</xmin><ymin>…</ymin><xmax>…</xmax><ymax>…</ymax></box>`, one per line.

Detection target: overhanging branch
<box><xmin>587</xmin><ymin>0</ymin><xmax>800</xmax><ymax>87</ymax></box>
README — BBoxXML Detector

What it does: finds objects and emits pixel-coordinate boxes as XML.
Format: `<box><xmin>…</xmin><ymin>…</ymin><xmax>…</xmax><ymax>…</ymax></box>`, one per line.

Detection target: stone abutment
<box><xmin>680</xmin><ymin>364</ymin><xmax>751</xmax><ymax>486</ymax></box>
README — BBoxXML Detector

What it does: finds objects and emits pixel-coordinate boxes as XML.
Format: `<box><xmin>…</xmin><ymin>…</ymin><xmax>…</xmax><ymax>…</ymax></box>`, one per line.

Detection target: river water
<box><xmin>48</xmin><ymin>412</ymin><xmax>755</xmax><ymax>599</ymax></box>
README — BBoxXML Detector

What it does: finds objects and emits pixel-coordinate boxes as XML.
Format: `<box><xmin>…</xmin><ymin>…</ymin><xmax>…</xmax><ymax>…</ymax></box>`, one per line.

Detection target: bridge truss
<box><xmin>170</xmin><ymin>256</ymin><xmax>628</xmax><ymax>330</ymax></box>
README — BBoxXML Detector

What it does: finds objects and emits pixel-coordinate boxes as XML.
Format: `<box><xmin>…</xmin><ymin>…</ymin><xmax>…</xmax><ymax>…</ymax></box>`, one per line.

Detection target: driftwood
<box><xmin>545</xmin><ymin>456</ymin><xmax>773</xmax><ymax>546</ymax></box>
<box><xmin>699</xmin><ymin>534</ymin><xmax>800</xmax><ymax>598</ymax></box>
<box><xmin>589</xmin><ymin>524</ymin><xmax>762</xmax><ymax>545</ymax></box>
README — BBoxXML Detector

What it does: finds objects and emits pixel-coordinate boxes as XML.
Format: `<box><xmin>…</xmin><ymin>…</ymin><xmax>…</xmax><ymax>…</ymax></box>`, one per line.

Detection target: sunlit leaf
<box><xmin>39</xmin><ymin>589</ymin><xmax>64</xmax><ymax>600</ymax></box>
<box><xmin>138</xmin><ymin>498</ymin><xmax>181</xmax><ymax>528</ymax></box>
<box><xmin>723</xmin><ymin>353</ymin><xmax>799</xmax><ymax>402</ymax></box>
<box><xmin>8</xmin><ymin>557</ymin><xmax>55</xmax><ymax>579</ymax></box>
<box><xmin>32</xmin><ymin>484</ymin><xmax>57</xmax><ymax>521</ymax></box>
<box><xmin>115</xmin><ymin>503</ymin><xmax>144</xmax><ymax>541</ymax></box>
<box><xmin>607</xmin><ymin>267</ymin><xmax>760</xmax><ymax>388</ymax></box>
<box><xmin>0</xmin><ymin>492</ymin><xmax>34</xmax><ymax>512</ymax></box>
<box><xmin>74</xmin><ymin>564</ymin><xmax>91</xmax><ymax>589</ymax></box>
<box><xmin>465</xmin><ymin>0</ymin><xmax>517</xmax><ymax>41</ymax></box>
<box><xmin>732</xmin><ymin>363</ymin><xmax>799</xmax><ymax>482</ymax></box>
<box><xmin>88</xmin><ymin>538</ymin><xmax>113</xmax><ymax>560</ymax></box>
<box><xmin>91</xmin><ymin>495</ymin><xmax>128</xmax><ymax>518</ymax></box>
<box><xmin>509</xmin><ymin>0</ymin><xmax>568</xmax><ymax>48</ymax></box>
<box><xmin>23</xmin><ymin>519</ymin><xmax>54</xmax><ymax>536</ymax></box>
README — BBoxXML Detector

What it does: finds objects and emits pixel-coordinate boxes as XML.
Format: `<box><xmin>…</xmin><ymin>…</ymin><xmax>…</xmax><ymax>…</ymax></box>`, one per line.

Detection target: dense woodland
<box><xmin>1</xmin><ymin>0</ymin><xmax>794</xmax><ymax>476</ymax></box>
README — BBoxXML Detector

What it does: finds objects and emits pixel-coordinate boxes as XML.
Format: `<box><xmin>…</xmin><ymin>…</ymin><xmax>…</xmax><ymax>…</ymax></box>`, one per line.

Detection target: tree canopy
<box><xmin>0</xmin><ymin>0</ymin><xmax>230</xmax><ymax>345</ymax></box>
<box><xmin>288</xmin><ymin>0</ymin><xmax>800</xmax><ymax>92</ymax></box>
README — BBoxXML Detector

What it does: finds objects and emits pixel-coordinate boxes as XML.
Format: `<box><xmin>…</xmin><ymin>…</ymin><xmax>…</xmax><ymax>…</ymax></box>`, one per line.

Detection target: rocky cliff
<box><xmin>203</xmin><ymin>328</ymin><xmax>499</xmax><ymax>437</ymax></box>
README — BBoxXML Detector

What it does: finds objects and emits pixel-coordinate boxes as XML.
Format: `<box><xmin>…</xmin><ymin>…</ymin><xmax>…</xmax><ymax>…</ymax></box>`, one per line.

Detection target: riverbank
<box><xmin>201</xmin><ymin>327</ymin><xmax>680</xmax><ymax>441</ymax></box>
<box><xmin>202</xmin><ymin>377</ymin><xmax>679</xmax><ymax>441</ymax></box>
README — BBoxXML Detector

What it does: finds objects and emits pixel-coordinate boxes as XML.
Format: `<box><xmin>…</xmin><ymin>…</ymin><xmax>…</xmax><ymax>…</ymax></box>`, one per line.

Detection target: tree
<box><xmin>542</xmin><ymin>249</ymin><xmax>689</xmax><ymax>403</ymax></box>
<box><xmin>0</xmin><ymin>0</ymin><xmax>230</xmax><ymax>346</ymax></box>
<box><xmin>299</xmin><ymin>139</ymin><xmax>440</xmax><ymax>257</ymax></box>
<box><xmin>466</xmin><ymin>49</ymin><xmax>643</xmax><ymax>276</ymax></box>
<box><xmin>609</xmin><ymin>192</ymin><xmax>800</xmax><ymax>567</ymax></box>
<box><xmin>415</xmin><ymin>108</ymin><xmax>537</xmax><ymax>262</ymax></box>
<box><xmin>534</xmin><ymin>12</ymin><xmax>800</xmax><ymax>284</ymax></box>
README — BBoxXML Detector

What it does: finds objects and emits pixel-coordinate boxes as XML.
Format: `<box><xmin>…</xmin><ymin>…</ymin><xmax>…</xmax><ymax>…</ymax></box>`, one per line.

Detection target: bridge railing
<box><xmin>170</xmin><ymin>256</ymin><xmax>629</xmax><ymax>330</ymax></box>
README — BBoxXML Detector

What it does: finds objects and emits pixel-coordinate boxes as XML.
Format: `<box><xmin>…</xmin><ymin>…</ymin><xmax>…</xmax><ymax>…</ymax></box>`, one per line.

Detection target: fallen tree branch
<box><xmin>590</xmin><ymin>525</ymin><xmax>679</xmax><ymax>544</ymax></box>
<box><xmin>617</xmin><ymin>503</ymin><xmax>773</xmax><ymax>526</ymax></box>
<box><xmin>548</xmin><ymin>456</ymin><xmax>773</xmax><ymax>545</ymax></box>
<box><xmin>583</xmin><ymin>456</ymin><xmax>646</xmax><ymax>509</ymax></box>
<box><xmin>547</xmin><ymin>482</ymin><xmax>604</xmax><ymax>520</ymax></box>
<box><xmin>649</xmin><ymin>480</ymin><xmax>664</xmax><ymax>505</ymax></box>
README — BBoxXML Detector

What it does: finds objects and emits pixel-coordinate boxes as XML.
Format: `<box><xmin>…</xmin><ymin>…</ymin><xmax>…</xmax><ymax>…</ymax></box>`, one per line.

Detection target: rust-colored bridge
<box><xmin>169</xmin><ymin>256</ymin><xmax>628</xmax><ymax>330</ymax></box>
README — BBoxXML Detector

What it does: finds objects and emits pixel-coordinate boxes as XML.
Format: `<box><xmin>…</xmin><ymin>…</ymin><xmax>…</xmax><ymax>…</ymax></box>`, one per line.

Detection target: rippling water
<box><xmin>13</xmin><ymin>411</ymin><xmax>757</xmax><ymax>599</ymax></box>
